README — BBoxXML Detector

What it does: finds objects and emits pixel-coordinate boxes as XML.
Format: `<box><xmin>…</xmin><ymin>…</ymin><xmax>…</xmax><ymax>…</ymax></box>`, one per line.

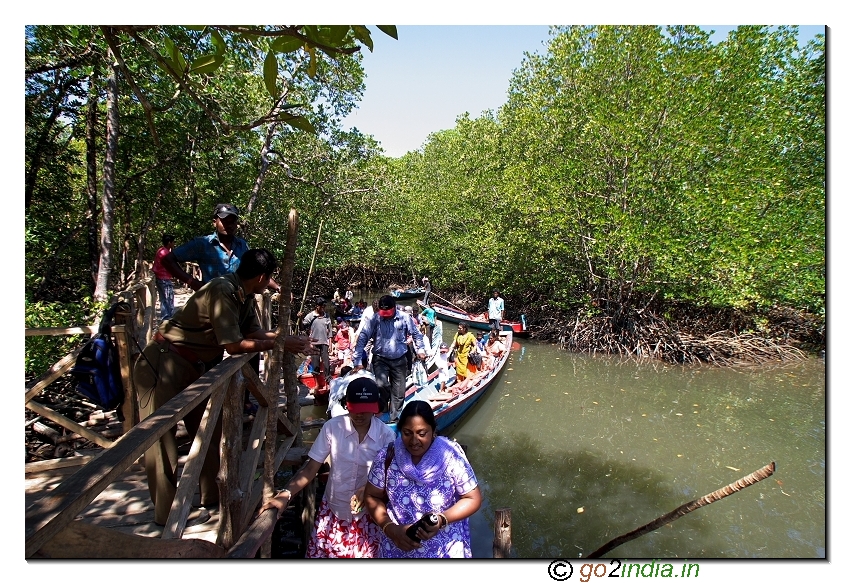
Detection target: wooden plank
<box><xmin>24</xmin><ymin>353</ymin><xmax>252</xmax><ymax>559</ymax></box>
<box><xmin>26</xmin><ymin>400</ymin><xmax>114</xmax><ymax>449</ymax></box>
<box><xmin>276</xmin><ymin>406</ymin><xmax>297</xmax><ymax>437</ymax></box>
<box><xmin>112</xmin><ymin>324</ymin><xmax>138</xmax><ymax>432</ymax></box>
<box><xmin>225</xmin><ymin>507</ymin><xmax>277</xmax><ymax>559</ymax></box>
<box><xmin>161</xmin><ymin>378</ymin><xmax>228</xmax><ymax>540</ymax></box>
<box><xmin>238</xmin><ymin>407</ymin><xmax>269</xmax><ymax>496</ymax></box>
<box><xmin>26</xmin><ymin>325</ymin><xmax>99</xmax><ymax>337</ymax></box>
<box><xmin>33</xmin><ymin>520</ymin><xmax>225</xmax><ymax>559</ymax></box>
<box><xmin>24</xmin><ymin>345</ymin><xmax>85</xmax><ymax>404</ymax></box>
<box><xmin>241</xmin><ymin>363</ymin><xmax>269</xmax><ymax>407</ymax></box>
<box><xmin>240</xmin><ymin>433</ymin><xmax>296</xmax><ymax>533</ymax></box>
<box><xmin>25</xmin><ymin>453</ymin><xmax>101</xmax><ymax>474</ymax></box>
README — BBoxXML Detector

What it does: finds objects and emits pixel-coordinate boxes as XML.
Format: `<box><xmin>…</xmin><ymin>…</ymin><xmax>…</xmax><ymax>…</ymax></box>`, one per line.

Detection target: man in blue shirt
<box><xmin>353</xmin><ymin>295</ymin><xmax>426</xmax><ymax>423</ymax></box>
<box><xmin>162</xmin><ymin>203</ymin><xmax>280</xmax><ymax>293</ymax></box>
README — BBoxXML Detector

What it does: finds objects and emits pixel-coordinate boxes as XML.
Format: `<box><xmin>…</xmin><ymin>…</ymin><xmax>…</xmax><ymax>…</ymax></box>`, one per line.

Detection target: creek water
<box><xmin>300</xmin><ymin>293</ymin><xmax>825</xmax><ymax>559</ymax></box>
<box><xmin>452</xmin><ymin>339</ymin><xmax>825</xmax><ymax>559</ymax></box>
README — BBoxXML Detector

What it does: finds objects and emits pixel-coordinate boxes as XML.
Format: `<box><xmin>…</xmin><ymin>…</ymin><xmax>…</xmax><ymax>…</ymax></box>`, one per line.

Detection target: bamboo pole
<box><xmin>299</xmin><ymin>219</ymin><xmax>323</xmax><ymax>317</ymax></box>
<box><xmin>429</xmin><ymin>291</ymin><xmax>468</xmax><ymax>313</ymax></box>
<box><xmin>259</xmin><ymin>208</ymin><xmax>301</xmax><ymax>558</ymax></box>
<box><xmin>586</xmin><ymin>462</ymin><xmax>776</xmax><ymax>559</ymax></box>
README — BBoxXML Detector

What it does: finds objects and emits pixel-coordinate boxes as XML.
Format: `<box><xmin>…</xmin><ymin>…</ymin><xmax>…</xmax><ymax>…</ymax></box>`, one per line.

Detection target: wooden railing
<box><xmin>25</xmin><ymin>266</ymin><xmax>300</xmax><ymax>558</ymax></box>
<box><xmin>25</xmin><ymin>349</ymin><xmax>302</xmax><ymax>558</ymax></box>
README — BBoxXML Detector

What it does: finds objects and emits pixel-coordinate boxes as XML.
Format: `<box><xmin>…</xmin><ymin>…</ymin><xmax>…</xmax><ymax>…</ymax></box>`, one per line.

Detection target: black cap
<box><xmin>378</xmin><ymin>295</ymin><xmax>396</xmax><ymax>310</ymax></box>
<box><xmin>345</xmin><ymin>377</ymin><xmax>381</xmax><ymax>414</ymax></box>
<box><xmin>315</xmin><ymin>297</ymin><xmax>326</xmax><ymax>306</ymax></box>
<box><xmin>213</xmin><ymin>203</ymin><xmax>239</xmax><ymax>219</ymax></box>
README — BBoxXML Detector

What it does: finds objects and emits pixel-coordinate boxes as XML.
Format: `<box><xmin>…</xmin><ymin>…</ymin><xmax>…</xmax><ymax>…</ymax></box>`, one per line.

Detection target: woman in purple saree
<box><xmin>365</xmin><ymin>401</ymin><xmax>483</xmax><ymax>558</ymax></box>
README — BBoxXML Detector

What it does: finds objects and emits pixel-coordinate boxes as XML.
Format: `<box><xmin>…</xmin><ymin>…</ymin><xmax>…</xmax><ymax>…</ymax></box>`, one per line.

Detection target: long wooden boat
<box><xmin>390</xmin><ymin>286</ymin><xmax>426</xmax><ymax>300</ymax></box>
<box><xmin>385</xmin><ymin>330</ymin><xmax>513</xmax><ymax>433</ymax></box>
<box><xmin>327</xmin><ymin>330</ymin><xmax>513</xmax><ymax>434</ymax></box>
<box><xmin>418</xmin><ymin>299</ymin><xmax>528</xmax><ymax>337</ymax></box>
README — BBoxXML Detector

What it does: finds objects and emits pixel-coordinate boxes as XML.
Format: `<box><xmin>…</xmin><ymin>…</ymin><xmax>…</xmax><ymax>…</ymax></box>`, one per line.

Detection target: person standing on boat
<box><xmin>302</xmin><ymin>297</ymin><xmax>332</xmax><ymax>379</ymax></box>
<box><xmin>261</xmin><ymin>377</ymin><xmax>395</xmax><ymax>557</ymax></box>
<box><xmin>487</xmin><ymin>289</ymin><xmax>505</xmax><ymax>333</ymax></box>
<box><xmin>133</xmin><ymin>249</ymin><xmax>311</xmax><ymax>526</ymax></box>
<box><xmin>420</xmin><ymin>303</ymin><xmax>436</xmax><ymax>342</ymax></box>
<box><xmin>447</xmin><ymin>322</ymin><xmax>477</xmax><ymax>384</ymax></box>
<box><xmin>353</xmin><ymin>294</ymin><xmax>426</xmax><ymax>424</ymax></box>
<box><xmin>422</xmin><ymin>276</ymin><xmax>432</xmax><ymax>305</ymax></box>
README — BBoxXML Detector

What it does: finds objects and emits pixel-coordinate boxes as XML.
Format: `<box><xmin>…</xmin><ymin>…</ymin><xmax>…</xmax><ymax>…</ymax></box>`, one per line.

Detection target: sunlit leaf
<box><xmin>351</xmin><ymin>26</ymin><xmax>373</xmax><ymax>52</ymax></box>
<box><xmin>271</xmin><ymin>35</ymin><xmax>303</xmax><ymax>53</ymax></box>
<box><xmin>263</xmin><ymin>51</ymin><xmax>278</xmax><ymax>96</ymax></box>
<box><xmin>211</xmin><ymin>29</ymin><xmax>226</xmax><ymax>55</ymax></box>
<box><xmin>282</xmin><ymin>114</ymin><xmax>315</xmax><ymax>133</ymax></box>
<box><xmin>190</xmin><ymin>53</ymin><xmax>224</xmax><ymax>75</ymax></box>
<box><xmin>306</xmin><ymin>45</ymin><xmax>317</xmax><ymax>78</ymax></box>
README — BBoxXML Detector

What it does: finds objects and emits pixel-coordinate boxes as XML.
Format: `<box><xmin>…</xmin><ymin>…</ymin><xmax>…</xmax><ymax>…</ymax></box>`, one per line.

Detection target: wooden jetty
<box><xmin>25</xmin><ymin>212</ymin><xmax>322</xmax><ymax>559</ymax></box>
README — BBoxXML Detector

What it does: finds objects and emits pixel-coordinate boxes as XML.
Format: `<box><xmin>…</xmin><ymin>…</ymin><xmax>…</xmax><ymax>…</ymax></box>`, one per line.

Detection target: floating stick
<box><xmin>586</xmin><ymin>461</ymin><xmax>776</xmax><ymax>559</ymax></box>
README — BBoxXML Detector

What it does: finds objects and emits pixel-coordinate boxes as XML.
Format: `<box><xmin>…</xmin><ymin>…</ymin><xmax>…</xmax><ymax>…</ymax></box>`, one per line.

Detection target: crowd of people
<box><xmin>261</xmin><ymin>380</ymin><xmax>482</xmax><ymax>558</ymax></box>
<box><xmin>144</xmin><ymin>205</ymin><xmax>508</xmax><ymax>557</ymax></box>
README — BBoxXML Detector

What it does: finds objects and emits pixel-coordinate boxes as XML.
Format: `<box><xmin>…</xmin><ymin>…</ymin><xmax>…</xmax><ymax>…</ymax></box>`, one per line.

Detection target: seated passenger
<box><xmin>483</xmin><ymin>333</ymin><xmax>505</xmax><ymax>371</ymax></box>
<box><xmin>297</xmin><ymin>355</ymin><xmax>314</xmax><ymax>376</ymax></box>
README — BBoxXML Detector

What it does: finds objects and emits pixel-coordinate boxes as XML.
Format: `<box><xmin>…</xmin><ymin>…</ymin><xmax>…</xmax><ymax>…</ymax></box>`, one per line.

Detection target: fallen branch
<box><xmin>587</xmin><ymin>461</ymin><xmax>776</xmax><ymax>559</ymax></box>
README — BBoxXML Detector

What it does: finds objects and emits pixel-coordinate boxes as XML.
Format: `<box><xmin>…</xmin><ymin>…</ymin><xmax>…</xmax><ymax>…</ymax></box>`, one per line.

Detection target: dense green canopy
<box><xmin>25</xmin><ymin>25</ymin><xmax>824</xmax><ymax>372</ymax></box>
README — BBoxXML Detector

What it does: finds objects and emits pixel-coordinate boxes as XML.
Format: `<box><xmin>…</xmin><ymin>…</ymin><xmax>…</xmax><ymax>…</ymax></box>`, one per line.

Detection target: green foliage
<box><xmin>375</xmin><ymin>25</ymin><xmax>824</xmax><ymax>314</ymax></box>
<box><xmin>24</xmin><ymin>23</ymin><xmax>824</xmax><ymax>349</ymax></box>
<box><xmin>25</xmin><ymin>299</ymin><xmax>97</xmax><ymax>376</ymax></box>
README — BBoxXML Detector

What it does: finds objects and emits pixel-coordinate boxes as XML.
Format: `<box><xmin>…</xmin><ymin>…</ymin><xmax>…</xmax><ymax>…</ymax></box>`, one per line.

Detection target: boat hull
<box><xmin>418</xmin><ymin>300</ymin><xmax>528</xmax><ymax>336</ymax></box>
<box><xmin>390</xmin><ymin>288</ymin><xmax>426</xmax><ymax>300</ymax></box>
<box><xmin>328</xmin><ymin>331</ymin><xmax>514</xmax><ymax>434</ymax></box>
<box><xmin>387</xmin><ymin>330</ymin><xmax>513</xmax><ymax>434</ymax></box>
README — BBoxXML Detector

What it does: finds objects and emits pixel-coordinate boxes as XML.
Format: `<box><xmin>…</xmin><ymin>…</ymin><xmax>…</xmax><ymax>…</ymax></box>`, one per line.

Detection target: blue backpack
<box><xmin>70</xmin><ymin>302</ymin><xmax>127</xmax><ymax>415</ymax></box>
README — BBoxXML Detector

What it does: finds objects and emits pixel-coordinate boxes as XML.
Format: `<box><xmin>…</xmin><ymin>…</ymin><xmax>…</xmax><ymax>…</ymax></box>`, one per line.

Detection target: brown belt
<box><xmin>153</xmin><ymin>332</ymin><xmax>206</xmax><ymax>369</ymax></box>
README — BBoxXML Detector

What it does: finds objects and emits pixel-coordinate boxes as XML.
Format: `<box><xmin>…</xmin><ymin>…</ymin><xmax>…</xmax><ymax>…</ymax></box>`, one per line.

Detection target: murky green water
<box><xmin>449</xmin><ymin>340</ymin><xmax>825</xmax><ymax>558</ymax></box>
<box><xmin>300</xmin><ymin>292</ymin><xmax>824</xmax><ymax>559</ymax></box>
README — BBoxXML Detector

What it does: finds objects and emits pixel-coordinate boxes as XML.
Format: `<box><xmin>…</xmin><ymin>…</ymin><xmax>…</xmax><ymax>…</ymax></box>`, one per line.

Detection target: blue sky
<box><xmin>342</xmin><ymin>25</ymin><xmax>826</xmax><ymax>158</ymax></box>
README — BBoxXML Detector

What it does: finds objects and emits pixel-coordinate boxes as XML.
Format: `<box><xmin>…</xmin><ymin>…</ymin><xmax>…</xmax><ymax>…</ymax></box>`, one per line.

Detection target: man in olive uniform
<box><xmin>133</xmin><ymin>248</ymin><xmax>311</xmax><ymax>525</ymax></box>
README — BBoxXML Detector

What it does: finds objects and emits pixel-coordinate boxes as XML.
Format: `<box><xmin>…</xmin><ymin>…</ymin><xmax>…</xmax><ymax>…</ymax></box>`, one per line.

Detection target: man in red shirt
<box><xmin>152</xmin><ymin>234</ymin><xmax>176</xmax><ymax>320</ymax></box>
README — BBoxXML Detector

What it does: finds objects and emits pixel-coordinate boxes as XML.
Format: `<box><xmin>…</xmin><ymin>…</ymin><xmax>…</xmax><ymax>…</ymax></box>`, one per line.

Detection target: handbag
<box><xmin>468</xmin><ymin>348</ymin><xmax>482</xmax><ymax>367</ymax></box>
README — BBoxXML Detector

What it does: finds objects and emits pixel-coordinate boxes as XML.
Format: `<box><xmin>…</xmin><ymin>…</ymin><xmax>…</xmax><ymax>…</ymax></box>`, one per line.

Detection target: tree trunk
<box><xmin>94</xmin><ymin>47</ymin><xmax>118</xmax><ymax>302</ymax></box>
<box><xmin>85</xmin><ymin>67</ymin><xmax>100</xmax><ymax>289</ymax></box>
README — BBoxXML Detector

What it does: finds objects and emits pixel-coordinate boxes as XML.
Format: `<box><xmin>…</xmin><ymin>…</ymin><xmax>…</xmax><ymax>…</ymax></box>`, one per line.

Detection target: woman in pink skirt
<box><xmin>261</xmin><ymin>377</ymin><xmax>394</xmax><ymax>557</ymax></box>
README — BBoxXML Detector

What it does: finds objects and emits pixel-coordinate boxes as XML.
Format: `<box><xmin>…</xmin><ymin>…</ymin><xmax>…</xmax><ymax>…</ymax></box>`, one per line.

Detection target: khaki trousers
<box><xmin>133</xmin><ymin>345</ymin><xmax>222</xmax><ymax>526</ymax></box>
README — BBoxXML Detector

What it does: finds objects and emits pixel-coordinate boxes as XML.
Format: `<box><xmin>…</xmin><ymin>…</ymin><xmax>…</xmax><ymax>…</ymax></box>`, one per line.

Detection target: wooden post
<box><xmin>302</xmin><ymin>476</ymin><xmax>317</xmax><ymax>552</ymax></box>
<box><xmin>217</xmin><ymin>373</ymin><xmax>246</xmax><ymax>550</ymax></box>
<box><xmin>279</xmin><ymin>210</ymin><xmax>303</xmax><ymax>447</ymax></box>
<box><xmin>493</xmin><ymin>507</ymin><xmax>512</xmax><ymax>558</ymax></box>
<box><xmin>112</xmin><ymin>324</ymin><xmax>135</xmax><ymax>432</ymax></box>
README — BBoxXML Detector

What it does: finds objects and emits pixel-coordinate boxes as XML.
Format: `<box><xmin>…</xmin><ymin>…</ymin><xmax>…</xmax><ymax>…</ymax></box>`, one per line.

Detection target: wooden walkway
<box><xmin>25</xmin><ymin>379</ymin><xmax>323</xmax><ymax>558</ymax></box>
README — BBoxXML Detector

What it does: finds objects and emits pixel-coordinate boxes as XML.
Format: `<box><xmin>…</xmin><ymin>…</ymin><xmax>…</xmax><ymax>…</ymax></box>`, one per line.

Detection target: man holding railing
<box><xmin>133</xmin><ymin>249</ymin><xmax>312</xmax><ymax>526</ymax></box>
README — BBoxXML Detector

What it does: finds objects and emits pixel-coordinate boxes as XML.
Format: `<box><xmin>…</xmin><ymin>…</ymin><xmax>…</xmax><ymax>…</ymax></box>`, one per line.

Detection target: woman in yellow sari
<box><xmin>447</xmin><ymin>323</ymin><xmax>477</xmax><ymax>383</ymax></box>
